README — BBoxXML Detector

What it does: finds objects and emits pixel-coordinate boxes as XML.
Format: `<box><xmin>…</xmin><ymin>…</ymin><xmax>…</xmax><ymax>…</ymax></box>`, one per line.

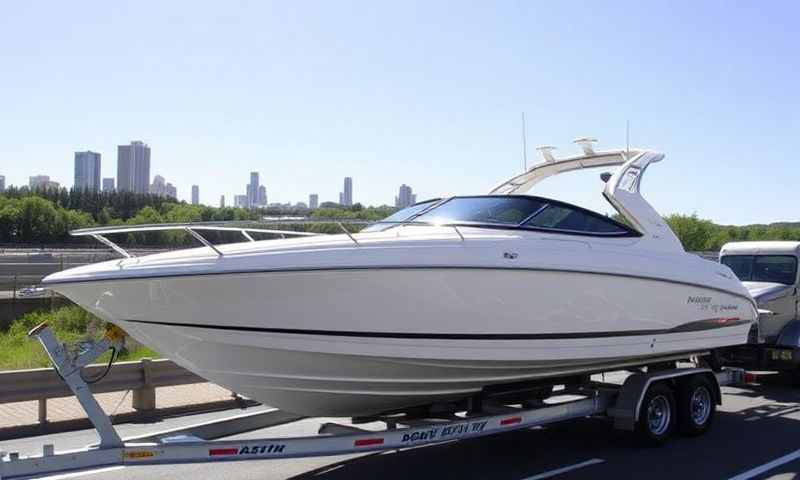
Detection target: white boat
<box><xmin>42</xmin><ymin>139</ymin><xmax>757</xmax><ymax>417</ymax></box>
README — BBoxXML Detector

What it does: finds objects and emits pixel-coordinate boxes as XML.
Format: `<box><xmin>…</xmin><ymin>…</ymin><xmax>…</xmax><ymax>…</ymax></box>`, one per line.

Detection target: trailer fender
<box><xmin>607</xmin><ymin>368</ymin><xmax>720</xmax><ymax>431</ymax></box>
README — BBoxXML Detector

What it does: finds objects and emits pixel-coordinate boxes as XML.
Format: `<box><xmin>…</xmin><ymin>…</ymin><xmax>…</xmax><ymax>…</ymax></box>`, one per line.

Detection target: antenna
<box><xmin>626</xmin><ymin>120</ymin><xmax>630</xmax><ymax>154</ymax></box>
<box><xmin>522</xmin><ymin>112</ymin><xmax>528</xmax><ymax>171</ymax></box>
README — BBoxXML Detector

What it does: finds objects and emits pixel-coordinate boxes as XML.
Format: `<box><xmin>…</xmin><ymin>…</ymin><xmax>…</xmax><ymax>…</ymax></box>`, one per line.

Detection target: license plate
<box><xmin>770</xmin><ymin>350</ymin><xmax>793</xmax><ymax>361</ymax></box>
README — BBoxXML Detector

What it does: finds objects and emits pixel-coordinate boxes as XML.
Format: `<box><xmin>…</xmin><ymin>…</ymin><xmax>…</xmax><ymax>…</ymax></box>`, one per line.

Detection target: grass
<box><xmin>0</xmin><ymin>306</ymin><xmax>160</xmax><ymax>371</ymax></box>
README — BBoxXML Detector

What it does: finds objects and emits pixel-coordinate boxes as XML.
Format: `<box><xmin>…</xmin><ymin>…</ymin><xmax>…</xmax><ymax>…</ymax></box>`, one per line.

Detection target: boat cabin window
<box><xmin>523</xmin><ymin>204</ymin><xmax>630</xmax><ymax>235</ymax></box>
<box><xmin>413</xmin><ymin>197</ymin><xmax>547</xmax><ymax>226</ymax></box>
<box><xmin>721</xmin><ymin>255</ymin><xmax>798</xmax><ymax>285</ymax></box>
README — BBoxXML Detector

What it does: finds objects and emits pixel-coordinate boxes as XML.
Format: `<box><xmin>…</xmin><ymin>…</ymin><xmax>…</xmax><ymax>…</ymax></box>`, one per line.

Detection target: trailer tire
<box><xmin>677</xmin><ymin>375</ymin><xmax>716</xmax><ymax>437</ymax></box>
<box><xmin>635</xmin><ymin>382</ymin><xmax>675</xmax><ymax>447</ymax></box>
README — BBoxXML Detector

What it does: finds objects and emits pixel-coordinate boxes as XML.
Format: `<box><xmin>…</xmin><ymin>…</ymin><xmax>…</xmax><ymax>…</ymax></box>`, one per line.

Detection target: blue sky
<box><xmin>1</xmin><ymin>1</ymin><xmax>797</xmax><ymax>224</ymax></box>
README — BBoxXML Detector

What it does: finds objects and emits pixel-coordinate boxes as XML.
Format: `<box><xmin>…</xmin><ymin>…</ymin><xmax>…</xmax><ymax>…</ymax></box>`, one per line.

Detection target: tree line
<box><xmin>663</xmin><ymin>214</ymin><xmax>800</xmax><ymax>251</ymax></box>
<box><xmin>1</xmin><ymin>188</ymin><xmax>798</xmax><ymax>250</ymax></box>
<box><xmin>0</xmin><ymin>188</ymin><xmax>393</xmax><ymax>245</ymax></box>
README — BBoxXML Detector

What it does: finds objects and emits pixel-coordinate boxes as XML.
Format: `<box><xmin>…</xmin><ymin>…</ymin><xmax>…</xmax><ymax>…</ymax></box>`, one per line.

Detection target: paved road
<box><xmin>5</xmin><ymin>374</ymin><xmax>800</xmax><ymax>479</ymax></box>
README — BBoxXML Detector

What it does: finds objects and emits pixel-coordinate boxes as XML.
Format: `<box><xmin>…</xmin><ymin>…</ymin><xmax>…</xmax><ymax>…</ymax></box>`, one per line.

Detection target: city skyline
<box><xmin>4</xmin><ymin>159</ymin><xmax>415</xmax><ymax>208</ymax></box>
<box><xmin>1</xmin><ymin>150</ymin><xmax>414</xmax><ymax>208</ymax></box>
<box><xmin>6</xmin><ymin>149</ymin><xmax>417</xmax><ymax>208</ymax></box>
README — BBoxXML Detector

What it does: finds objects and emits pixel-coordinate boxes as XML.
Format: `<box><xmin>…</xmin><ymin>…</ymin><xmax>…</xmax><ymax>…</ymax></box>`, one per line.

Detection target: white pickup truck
<box><xmin>718</xmin><ymin>241</ymin><xmax>800</xmax><ymax>380</ymax></box>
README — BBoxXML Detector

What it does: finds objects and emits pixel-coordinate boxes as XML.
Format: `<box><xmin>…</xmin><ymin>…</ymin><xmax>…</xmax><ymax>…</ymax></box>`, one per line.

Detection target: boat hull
<box><xmin>49</xmin><ymin>267</ymin><xmax>755</xmax><ymax>417</ymax></box>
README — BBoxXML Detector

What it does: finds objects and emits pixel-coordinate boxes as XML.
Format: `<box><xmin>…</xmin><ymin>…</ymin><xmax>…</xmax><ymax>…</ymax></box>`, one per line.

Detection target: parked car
<box><xmin>718</xmin><ymin>241</ymin><xmax>800</xmax><ymax>381</ymax></box>
<box><xmin>17</xmin><ymin>286</ymin><xmax>49</xmax><ymax>298</ymax></box>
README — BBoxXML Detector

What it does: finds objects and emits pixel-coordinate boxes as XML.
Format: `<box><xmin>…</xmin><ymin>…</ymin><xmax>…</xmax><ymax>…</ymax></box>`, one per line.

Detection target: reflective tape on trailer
<box><xmin>500</xmin><ymin>416</ymin><xmax>522</xmax><ymax>426</ymax></box>
<box><xmin>354</xmin><ymin>438</ymin><xmax>384</xmax><ymax>447</ymax></box>
<box><xmin>124</xmin><ymin>450</ymin><xmax>157</xmax><ymax>460</ymax></box>
<box><xmin>209</xmin><ymin>448</ymin><xmax>238</xmax><ymax>457</ymax></box>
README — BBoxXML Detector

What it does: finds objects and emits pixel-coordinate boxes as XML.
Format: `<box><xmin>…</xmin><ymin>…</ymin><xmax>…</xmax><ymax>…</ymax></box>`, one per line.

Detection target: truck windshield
<box><xmin>721</xmin><ymin>255</ymin><xmax>798</xmax><ymax>285</ymax></box>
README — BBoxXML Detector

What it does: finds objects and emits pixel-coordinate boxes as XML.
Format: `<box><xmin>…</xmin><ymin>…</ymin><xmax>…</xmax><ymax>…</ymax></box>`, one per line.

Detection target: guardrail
<box><xmin>0</xmin><ymin>358</ymin><xmax>206</xmax><ymax>424</ymax></box>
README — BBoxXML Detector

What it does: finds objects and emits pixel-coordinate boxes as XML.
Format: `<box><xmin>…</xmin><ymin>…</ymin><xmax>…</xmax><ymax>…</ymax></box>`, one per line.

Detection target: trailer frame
<box><xmin>0</xmin><ymin>325</ymin><xmax>746</xmax><ymax>479</ymax></box>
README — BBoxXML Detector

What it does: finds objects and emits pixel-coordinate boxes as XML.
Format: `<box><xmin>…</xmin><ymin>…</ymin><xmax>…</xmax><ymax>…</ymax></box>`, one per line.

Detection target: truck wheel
<box><xmin>677</xmin><ymin>375</ymin><xmax>716</xmax><ymax>436</ymax></box>
<box><xmin>635</xmin><ymin>382</ymin><xmax>676</xmax><ymax>446</ymax></box>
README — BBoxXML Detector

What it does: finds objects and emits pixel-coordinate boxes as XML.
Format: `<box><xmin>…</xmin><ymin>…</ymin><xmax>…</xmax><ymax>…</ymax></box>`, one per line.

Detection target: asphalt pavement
<box><xmin>5</xmin><ymin>374</ymin><xmax>800</xmax><ymax>480</ymax></box>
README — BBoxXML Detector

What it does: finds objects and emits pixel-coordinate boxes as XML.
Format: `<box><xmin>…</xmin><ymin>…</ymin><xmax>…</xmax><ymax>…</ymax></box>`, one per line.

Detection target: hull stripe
<box><xmin>122</xmin><ymin>317</ymin><xmax>751</xmax><ymax>340</ymax></box>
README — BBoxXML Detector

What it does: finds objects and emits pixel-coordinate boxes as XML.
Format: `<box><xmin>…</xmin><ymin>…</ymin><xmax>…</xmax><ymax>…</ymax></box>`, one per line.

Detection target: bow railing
<box><xmin>70</xmin><ymin>223</ymin><xmax>322</xmax><ymax>258</ymax></box>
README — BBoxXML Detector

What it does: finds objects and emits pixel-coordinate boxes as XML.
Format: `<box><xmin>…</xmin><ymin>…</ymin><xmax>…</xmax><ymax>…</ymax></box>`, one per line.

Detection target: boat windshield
<box><xmin>367</xmin><ymin>196</ymin><xmax>636</xmax><ymax>237</ymax></box>
<box><xmin>721</xmin><ymin>255</ymin><xmax>798</xmax><ymax>285</ymax></box>
<box><xmin>360</xmin><ymin>199</ymin><xmax>440</xmax><ymax>233</ymax></box>
<box><xmin>415</xmin><ymin>197</ymin><xmax>546</xmax><ymax>226</ymax></box>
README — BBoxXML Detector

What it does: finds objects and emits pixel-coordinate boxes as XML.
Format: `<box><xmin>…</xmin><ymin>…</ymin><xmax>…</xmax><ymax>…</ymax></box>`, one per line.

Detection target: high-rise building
<box><xmin>395</xmin><ymin>184</ymin><xmax>416</xmax><ymax>209</ymax></box>
<box><xmin>191</xmin><ymin>185</ymin><xmax>199</xmax><ymax>205</ymax></box>
<box><xmin>150</xmin><ymin>175</ymin><xmax>166</xmax><ymax>196</ymax></box>
<box><xmin>150</xmin><ymin>174</ymin><xmax>177</xmax><ymax>199</ymax></box>
<box><xmin>117</xmin><ymin>141</ymin><xmax>151</xmax><ymax>193</ymax></box>
<box><xmin>102</xmin><ymin>178</ymin><xmax>115</xmax><ymax>192</ymax></box>
<box><xmin>74</xmin><ymin>151</ymin><xmax>101</xmax><ymax>191</ymax></box>
<box><xmin>219</xmin><ymin>195</ymin><xmax>225</xmax><ymax>208</ymax></box>
<box><xmin>309</xmin><ymin>193</ymin><xmax>319</xmax><ymax>209</ymax></box>
<box><xmin>29</xmin><ymin>175</ymin><xmax>49</xmax><ymax>187</ymax></box>
<box><xmin>29</xmin><ymin>175</ymin><xmax>60</xmax><ymax>190</ymax></box>
<box><xmin>0</xmin><ymin>175</ymin><xmax>5</xmax><ymax>193</ymax></box>
<box><xmin>234</xmin><ymin>195</ymin><xmax>248</xmax><ymax>208</ymax></box>
<box><xmin>340</xmin><ymin>177</ymin><xmax>353</xmax><ymax>206</ymax></box>
<box><xmin>248</xmin><ymin>172</ymin><xmax>260</xmax><ymax>207</ymax></box>
<box><xmin>257</xmin><ymin>185</ymin><xmax>267</xmax><ymax>206</ymax></box>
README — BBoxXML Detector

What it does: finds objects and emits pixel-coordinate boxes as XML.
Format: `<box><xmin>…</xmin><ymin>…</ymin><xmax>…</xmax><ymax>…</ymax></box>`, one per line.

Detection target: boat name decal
<box><xmin>239</xmin><ymin>444</ymin><xmax>286</xmax><ymax>455</ymax></box>
<box><xmin>714</xmin><ymin>304</ymin><xmax>739</xmax><ymax>313</ymax></box>
<box><xmin>400</xmin><ymin>420</ymin><xmax>487</xmax><ymax>444</ymax></box>
<box><xmin>209</xmin><ymin>444</ymin><xmax>287</xmax><ymax>456</ymax></box>
<box><xmin>687</xmin><ymin>296</ymin><xmax>712</xmax><ymax>304</ymax></box>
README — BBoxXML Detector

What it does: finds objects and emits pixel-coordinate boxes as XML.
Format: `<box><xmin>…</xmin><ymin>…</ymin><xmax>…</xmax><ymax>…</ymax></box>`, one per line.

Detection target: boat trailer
<box><xmin>0</xmin><ymin>324</ymin><xmax>748</xmax><ymax>479</ymax></box>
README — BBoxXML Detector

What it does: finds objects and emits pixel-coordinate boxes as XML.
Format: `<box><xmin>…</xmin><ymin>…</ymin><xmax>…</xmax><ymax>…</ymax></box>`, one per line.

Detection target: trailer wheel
<box><xmin>635</xmin><ymin>382</ymin><xmax>675</xmax><ymax>446</ymax></box>
<box><xmin>677</xmin><ymin>375</ymin><xmax>716</xmax><ymax>436</ymax></box>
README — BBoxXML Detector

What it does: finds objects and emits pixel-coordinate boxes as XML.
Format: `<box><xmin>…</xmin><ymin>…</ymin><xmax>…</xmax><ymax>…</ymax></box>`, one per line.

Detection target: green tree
<box><xmin>0</xmin><ymin>202</ymin><xmax>21</xmax><ymax>242</ymax></box>
<box><xmin>18</xmin><ymin>196</ymin><xmax>59</xmax><ymax>243</ymax></box>
<box><xmin>664</xmin><ymin>213</ymin><xmax>717</xmax><ymax>251</ymax></box>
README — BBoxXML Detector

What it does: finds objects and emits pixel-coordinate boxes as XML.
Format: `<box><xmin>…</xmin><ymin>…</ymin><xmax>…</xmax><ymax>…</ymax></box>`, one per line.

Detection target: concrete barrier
<box><xmin>0</xmin><ymin>359</ymin><xmax>205</xmax><ymax>424</ymax></box>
